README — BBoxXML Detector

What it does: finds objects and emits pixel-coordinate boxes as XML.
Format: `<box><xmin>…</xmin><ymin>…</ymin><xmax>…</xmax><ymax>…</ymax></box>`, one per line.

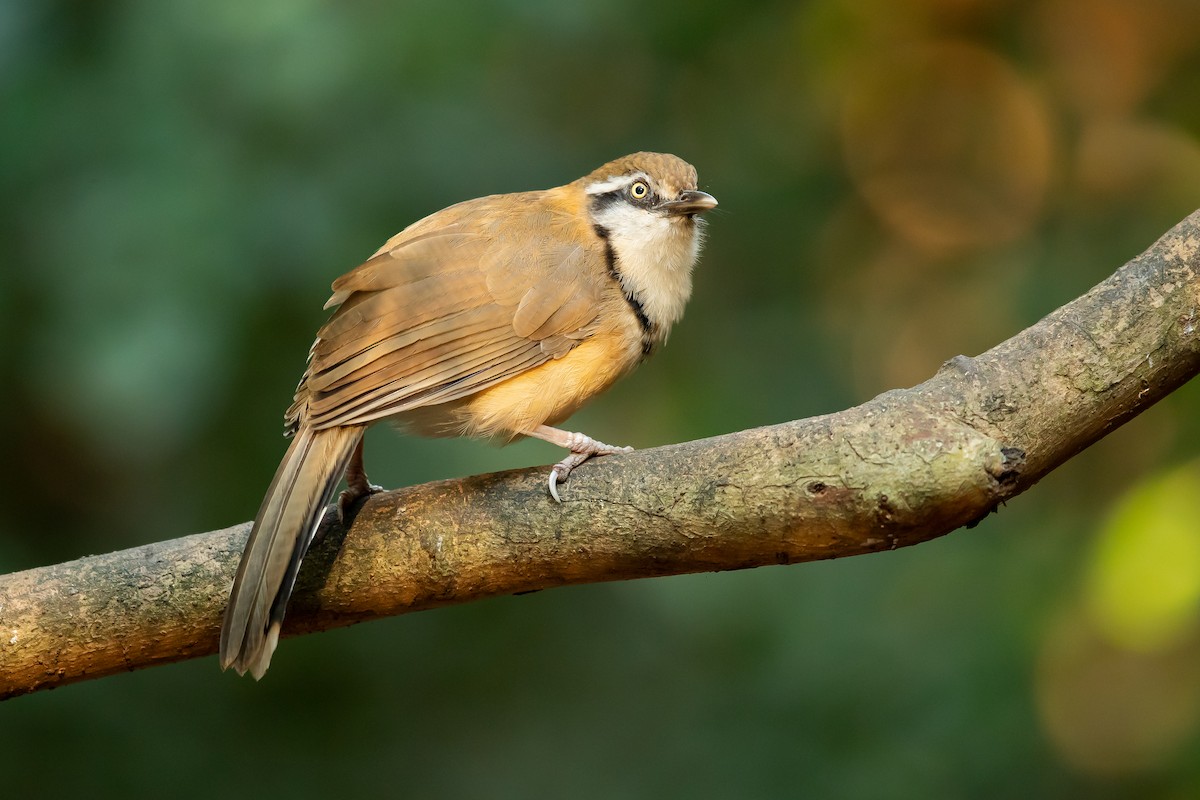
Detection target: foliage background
<box><xmin>4</xmin><ymin>0</ymin><xmax>1200</xmax><ymax>796</ymax></box>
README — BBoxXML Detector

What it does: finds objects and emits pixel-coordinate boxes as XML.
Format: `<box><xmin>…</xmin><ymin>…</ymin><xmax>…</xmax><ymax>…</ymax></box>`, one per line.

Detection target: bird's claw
<box><xmin>545</xmin><ymin>442</ymin><xmax>632</xmax><ymax>503</ymax></box>
<box><xmin>547</xmin><ymin>453</ymin><xmax>587</xmax><ymax>503</ymax></box>
<box><xmin>337</xmin><ymin>482</ymin><xmax>383</xmax><ymax>524</ymax></box>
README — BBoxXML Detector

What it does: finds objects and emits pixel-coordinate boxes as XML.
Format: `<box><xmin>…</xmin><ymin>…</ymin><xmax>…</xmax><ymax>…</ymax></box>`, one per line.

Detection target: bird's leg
<box><xmin>338</xmin><ymin>436</ymin><xmax>383</xmax><ymax>523</ymax></box>
<box><xmin>526</xmin><ymin>424</ymin><xmax>633</xmax><ymax>502</ymax></box>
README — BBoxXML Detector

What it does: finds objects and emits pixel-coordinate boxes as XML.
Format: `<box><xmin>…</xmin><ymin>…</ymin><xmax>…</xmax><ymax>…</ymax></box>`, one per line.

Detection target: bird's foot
<box><xmin>338</xmin><ymin>435</ymin><xmax>382</xmax><ymax>524</ymax></box>
<box><xmin>337</xmin><ymin>481</ymin><xmax>383</xmax><ymax>524</ymax></box>
<box><xmin>546</xmin><ymin>431</ymin><xmax>634</xmax><ymax>503</ymax></box>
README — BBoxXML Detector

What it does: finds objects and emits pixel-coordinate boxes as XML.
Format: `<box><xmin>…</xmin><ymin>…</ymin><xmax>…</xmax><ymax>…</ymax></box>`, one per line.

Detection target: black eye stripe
<box><xmin>590</xmin><ymin>190</ymin><xmax>624</xmax><ymax>212</ymax></box>
<box><xmin>590</xmin><ymin>181</ymin><xmax>659</xmax><ymax>213</ymax></box>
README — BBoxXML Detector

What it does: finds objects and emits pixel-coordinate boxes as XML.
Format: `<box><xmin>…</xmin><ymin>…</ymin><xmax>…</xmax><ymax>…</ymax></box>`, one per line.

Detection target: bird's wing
<box><xmin>291</xmin><ymin>195</ymin><xmax>606</xmax><ymax>431</ymax></box>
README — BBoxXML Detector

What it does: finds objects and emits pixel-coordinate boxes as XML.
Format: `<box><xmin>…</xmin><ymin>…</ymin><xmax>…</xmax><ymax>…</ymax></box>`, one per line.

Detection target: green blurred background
<box><xmin>4</xmin><ymin>0</ymin><xmax>1200</xmax><ymax>796</ymax></box>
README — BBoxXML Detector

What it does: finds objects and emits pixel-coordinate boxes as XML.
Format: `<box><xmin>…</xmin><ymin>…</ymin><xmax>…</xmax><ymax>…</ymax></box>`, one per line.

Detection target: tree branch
<box><xmin>4</xmin><ymin>211</ymin><xmax>1200</xmax><ymax>700</ymax></box>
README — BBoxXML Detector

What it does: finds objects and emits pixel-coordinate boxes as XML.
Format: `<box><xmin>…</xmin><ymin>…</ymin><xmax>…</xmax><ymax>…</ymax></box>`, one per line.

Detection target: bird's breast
<box><xmin>449</xmin><ymin>313</ymin><xmax>644</xmax><ymax>439</ymax></box>
<box><xmin>590</xmin><ymin>211</ymin><xmax>701</xmax><ymax>339</ymax></box>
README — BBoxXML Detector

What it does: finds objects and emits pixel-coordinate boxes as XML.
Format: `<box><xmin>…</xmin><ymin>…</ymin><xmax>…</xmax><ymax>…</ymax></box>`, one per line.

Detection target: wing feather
<box><xmin>291</xmin><ymin>191</ymin><xmax>610</xmax><ymax>433</ymax></box>
<box><xmin>307</xmin><ymin>324</ymin><xmax>523</xmax><ymax>422</ymax></box>
<box><xmin>309</xmin><ymin>336</ymin><xmax>542</xmax><ymax>428</ymax></box>
<box><xmin>307</xmin><ymin>308</ymin><xmax>503</xmax><ymax>392</ymax></box>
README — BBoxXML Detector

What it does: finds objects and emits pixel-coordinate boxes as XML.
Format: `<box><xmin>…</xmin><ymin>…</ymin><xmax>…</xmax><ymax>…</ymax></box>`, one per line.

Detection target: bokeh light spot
<box><xmin>1085</xmin><ymin>462</ymin><xmax>1200</xmax><ymax>653</ymax></box>
<box><xmin>840</xmin><ymin>40</ymin><xmax>1053</xmax><ymax>252</ymax></box>
<box><xmin>1037</xmin><ymin>605</ymin><xmax>1200</xmax><ymax>776</ymax></box>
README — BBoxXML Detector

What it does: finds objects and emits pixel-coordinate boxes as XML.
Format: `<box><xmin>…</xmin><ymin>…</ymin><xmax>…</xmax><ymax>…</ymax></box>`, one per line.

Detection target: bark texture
<box><xmin>3</xmin><ymin>211</ymin><xmax>1200</xmax><ymax>700</ymax></box>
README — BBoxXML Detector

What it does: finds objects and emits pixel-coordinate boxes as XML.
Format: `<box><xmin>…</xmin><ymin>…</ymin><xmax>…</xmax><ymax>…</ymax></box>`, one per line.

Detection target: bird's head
<box><xmin>577</xmin><ymin>152</ymin><xmax>717</xmax><ymax>334</ymax></box>
<box><xmin>582</xmin><ymin>151</ymin><xmax>717</xmax><ymax>231</ymax></box>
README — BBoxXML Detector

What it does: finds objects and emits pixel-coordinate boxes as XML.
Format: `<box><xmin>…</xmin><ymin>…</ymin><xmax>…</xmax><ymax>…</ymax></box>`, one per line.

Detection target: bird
<box><xmin>219</xmin><ymin>152</ymin><xmax>717</xmax><ymax>678</ymax></box>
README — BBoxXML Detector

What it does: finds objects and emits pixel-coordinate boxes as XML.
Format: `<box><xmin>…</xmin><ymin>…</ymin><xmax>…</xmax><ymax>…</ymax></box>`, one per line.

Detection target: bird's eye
<box><xmin>629</xmin><ymin>181</ymin><xmax>649</xmax><ymax>199</ymax></box>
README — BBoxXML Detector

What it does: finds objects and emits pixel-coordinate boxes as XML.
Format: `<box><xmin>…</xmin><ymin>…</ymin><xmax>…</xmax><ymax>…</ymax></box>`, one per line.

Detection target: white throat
<box><xmin>590</xmin><ymin>202</ymin><xmax>704</xmax><ymax>338</ymax></box>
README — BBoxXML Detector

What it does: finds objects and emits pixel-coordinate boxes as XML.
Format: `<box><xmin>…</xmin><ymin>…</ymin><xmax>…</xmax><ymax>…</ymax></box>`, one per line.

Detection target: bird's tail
<box><xmin>219</xmin><ymin>424</ymin><xmax>365</xmax><ymax>679</ymax></box>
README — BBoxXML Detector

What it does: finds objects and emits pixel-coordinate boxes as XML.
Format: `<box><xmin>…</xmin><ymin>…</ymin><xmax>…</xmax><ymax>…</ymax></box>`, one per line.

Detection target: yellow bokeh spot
<box><xmin>1086</xmin><ymin>463</ymin><xmax>1200</xmax><ymax>652</ymax></box>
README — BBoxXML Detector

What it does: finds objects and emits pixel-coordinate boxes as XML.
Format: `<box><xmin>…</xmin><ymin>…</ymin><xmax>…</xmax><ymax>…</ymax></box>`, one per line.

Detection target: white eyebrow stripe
<box><xmin>584</xmin><ymin>173</ymin><xmax>647</xmax><ymax>195</ymax></box>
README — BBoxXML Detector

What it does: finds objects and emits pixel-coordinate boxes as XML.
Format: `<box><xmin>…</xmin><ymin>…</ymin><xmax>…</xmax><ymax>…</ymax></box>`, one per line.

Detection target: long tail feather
<box><xmin>219</xmin><ymin>425</ymin><xmax>365</xmax><ymax>679</ymax></box>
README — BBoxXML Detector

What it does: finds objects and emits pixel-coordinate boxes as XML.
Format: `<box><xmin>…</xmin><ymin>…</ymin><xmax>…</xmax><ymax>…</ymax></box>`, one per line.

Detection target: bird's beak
<box><xmin>659</xmin><ymin>190</ymin><xmax>718</xmax><ymax>216</ymax></box>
